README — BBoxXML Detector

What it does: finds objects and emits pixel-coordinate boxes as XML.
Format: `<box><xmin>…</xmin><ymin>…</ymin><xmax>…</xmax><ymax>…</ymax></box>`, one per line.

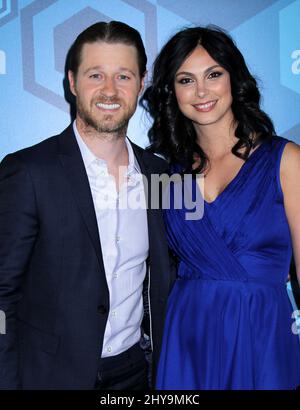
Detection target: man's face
<box><xmin>68</xmin><ymin>41</ymin><xmax>144</xmax><ymax>135</ymax></box>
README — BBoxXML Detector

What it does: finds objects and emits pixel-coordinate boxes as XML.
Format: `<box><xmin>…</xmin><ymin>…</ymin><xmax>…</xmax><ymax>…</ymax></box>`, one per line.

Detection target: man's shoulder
<box><xmin>18</xmin><ymin>135</ymin><xmax>59</xmax><ymax>157</ymax></box>
<box><xmin>3</xmin><ymin>125</ymin><xmax>72</xmax><ymax>163</ymax></box>
<box><xmin>130</xmin><ymin>141</ymin><xmax>169</xmax><ymax>174</ymax></box>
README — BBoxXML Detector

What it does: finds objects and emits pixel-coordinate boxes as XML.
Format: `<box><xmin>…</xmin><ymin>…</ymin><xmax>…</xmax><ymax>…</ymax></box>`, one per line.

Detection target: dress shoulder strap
<box><xmin>270</xmin><ymin>136</ymin><xmax>291</xmax><ymax>201</ymax></box>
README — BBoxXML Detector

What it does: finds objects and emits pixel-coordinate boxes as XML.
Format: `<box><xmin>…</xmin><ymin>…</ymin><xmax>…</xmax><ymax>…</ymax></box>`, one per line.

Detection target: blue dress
<box><xmin>156</xmin><ymin>137</ymin><xmax>300</xmax><ymax>390</ymax></box>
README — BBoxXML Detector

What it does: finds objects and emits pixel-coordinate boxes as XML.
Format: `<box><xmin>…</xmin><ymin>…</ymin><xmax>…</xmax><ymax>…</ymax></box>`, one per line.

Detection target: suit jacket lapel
<box><xmin>131</xmin><ymin>142</ymin><xmax>173</xmax><ymax>294</ymax></box>
<box><xmin>130</xmin><ymin>141</ymin><xmax>168</xmax><ymax>209</ymax></box>
<box><xmin>57</xmin><ymin>125</ymin><xmax>105</xmax><ymax>273</ymax></box>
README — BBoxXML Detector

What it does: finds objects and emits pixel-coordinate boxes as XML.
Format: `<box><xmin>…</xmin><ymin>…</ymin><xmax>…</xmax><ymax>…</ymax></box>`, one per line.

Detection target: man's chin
<box><xmin>90</xmin><ymin>120</ymin><xmax>128</xmax><ymax>135</ymax></box>
<box><xmin>95</xmin><ymin>119</ymin><xmax>127</xmax><ymax>133</ymax></box>
<box><xmin>77</xmin><ymin>110</ymin><xmax>130</xmax><ymax>135</ymax></box>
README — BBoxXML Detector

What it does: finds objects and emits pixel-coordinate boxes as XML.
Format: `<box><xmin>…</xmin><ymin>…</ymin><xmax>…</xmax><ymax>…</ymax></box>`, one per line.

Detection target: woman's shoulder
<box><xmin>277</xmin><ymin>137</ymin><xmax>300</xmax><ymax>196</ymax></box>
<box><xmin>280</xmin><ymin>138</ymin><xmax>300</xmax><ymax>171</ymax></box>
<box><xmin>269</xmin><ymin>135</ymin><xmax>291</xmax><ymax>148</ymax></box>
<box><xmin>262</xmin><ymin>135</ymin><xmax>298</xmax><ymax>159</ymax></box>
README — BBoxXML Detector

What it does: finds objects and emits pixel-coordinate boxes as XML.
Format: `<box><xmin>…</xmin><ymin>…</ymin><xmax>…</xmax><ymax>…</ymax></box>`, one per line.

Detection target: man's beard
<box><xmin>76</xmin><ymin>96</ymin><xmax>135</xmax><ymax>137</ymax></box>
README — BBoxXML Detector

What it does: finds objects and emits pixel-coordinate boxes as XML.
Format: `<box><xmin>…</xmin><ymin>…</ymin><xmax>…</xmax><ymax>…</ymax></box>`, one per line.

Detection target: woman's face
<box><xmin>174</xmin><ymin>45</ymin><xmax>234</xmax><ymax>132</ymax></box>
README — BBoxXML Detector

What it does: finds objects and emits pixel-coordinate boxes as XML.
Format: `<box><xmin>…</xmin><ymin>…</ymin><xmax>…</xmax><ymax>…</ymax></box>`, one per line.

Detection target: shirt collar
<box><xmin>73</xmin><ymin>120</ymin><xmax>140</xmax><ymax>173</ymax></box>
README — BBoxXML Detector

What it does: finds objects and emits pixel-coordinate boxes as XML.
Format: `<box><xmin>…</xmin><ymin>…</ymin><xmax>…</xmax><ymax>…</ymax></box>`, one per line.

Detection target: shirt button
<box><xmin>111</xmin><ymin>311</ymin><xmax>116</xmax><ymax>317</ymax></box>
<box><xmin>116</xmin><ymin>236</ymin><xmax>121</xmax><ymax>243</ymax></box>
<box><xmin>113</xmin><ymin>273</ymin><xmax>118</xmax><ymax>278</ymax></box>
<box><xmin>107</xmin><ymin>346</ymin><xmax>112</xmax><ymax>353</ymax></box>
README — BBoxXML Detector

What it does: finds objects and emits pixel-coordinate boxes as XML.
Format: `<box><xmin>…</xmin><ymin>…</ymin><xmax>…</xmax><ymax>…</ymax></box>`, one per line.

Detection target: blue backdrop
<box><xmin>0</xmin><ymin>0</ymin><xmax>299</xmax><ymax>159</ymax></box>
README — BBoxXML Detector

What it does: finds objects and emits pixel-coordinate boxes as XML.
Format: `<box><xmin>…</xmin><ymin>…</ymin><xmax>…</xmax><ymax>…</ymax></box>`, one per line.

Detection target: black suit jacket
<box><xmin>0</xmin><ymin>125</ymin><xmax>173</xmax><ymax>389</ymax></box>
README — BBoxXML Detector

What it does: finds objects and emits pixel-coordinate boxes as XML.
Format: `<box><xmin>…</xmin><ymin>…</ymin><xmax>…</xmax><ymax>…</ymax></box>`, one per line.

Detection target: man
<box><xmin>0</xmin><ymin>21</ymin><xmax>173</xmax><ymax>389</ymax></box>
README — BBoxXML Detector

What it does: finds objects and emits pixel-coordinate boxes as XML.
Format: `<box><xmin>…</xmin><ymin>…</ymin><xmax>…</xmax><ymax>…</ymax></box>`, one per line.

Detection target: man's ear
<box><xmin>68</xmin><ymin>70</ymin><xmax>77</xmax><ymax>97</ymax></box>
<box><xmin>139</xmin><ymin>71</ymin><xmax>147</xmax><ymax>96</ymax></box>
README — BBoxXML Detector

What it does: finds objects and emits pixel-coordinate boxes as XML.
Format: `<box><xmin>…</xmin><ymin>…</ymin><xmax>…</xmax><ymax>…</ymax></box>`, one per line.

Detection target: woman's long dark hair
<box><xmin>141</xmin><ymin>26</ymin><xmax>275</xmax><ymax>173</ymax></box>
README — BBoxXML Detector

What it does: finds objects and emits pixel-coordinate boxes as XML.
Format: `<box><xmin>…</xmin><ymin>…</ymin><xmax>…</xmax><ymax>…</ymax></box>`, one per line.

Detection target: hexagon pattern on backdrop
<box><xmin>0</xmin><ymin>0</ymin><xmax>299</xmax><ymax>158</ymax></box>
<box><xmin>280</xmin><ymin>0</ymin><xmax>300</xmax><ymax>95</ymax></box>
<box><xmin>0</xmin><ymin>0</ymin><xmax>18</xmax><ymax>27</ymax></box>
<box><xmin>278</xmin><ymin>0</ymin><xmax>300</xmax><ymax>140</ymax></box>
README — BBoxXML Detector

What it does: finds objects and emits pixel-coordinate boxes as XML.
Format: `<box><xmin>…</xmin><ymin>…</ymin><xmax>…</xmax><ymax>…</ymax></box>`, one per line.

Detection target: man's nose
<box><xmin>100</xmin><ymin>77</ymin><xmax>117</xmax><ymax>97</ymax></box>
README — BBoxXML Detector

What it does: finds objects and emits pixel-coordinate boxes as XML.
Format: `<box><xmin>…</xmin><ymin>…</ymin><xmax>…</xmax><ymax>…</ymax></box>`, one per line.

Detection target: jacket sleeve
<box><xmin>0</xmin><ymin>153</ymin><xmax>39</xmax><ymax>389</ymax></box>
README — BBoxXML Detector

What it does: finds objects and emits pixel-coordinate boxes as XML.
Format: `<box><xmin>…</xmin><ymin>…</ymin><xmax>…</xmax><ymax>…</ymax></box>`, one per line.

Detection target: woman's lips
<box><xmin>193</xmin><ymin>100</ymin><xmax>217</xmax><ymax>112</ymax></box>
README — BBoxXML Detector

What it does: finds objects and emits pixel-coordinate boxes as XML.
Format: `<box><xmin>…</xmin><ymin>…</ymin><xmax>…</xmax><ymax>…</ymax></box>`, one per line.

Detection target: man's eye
<box><xmin>119</xmin><ymin>74</ymin><xmax>130</xmax><ymax>80</ymax></box>
<box><xmin>89</xmin><ymin>74</ymin><xmax>101</xmax><ymax>79</ymax></box>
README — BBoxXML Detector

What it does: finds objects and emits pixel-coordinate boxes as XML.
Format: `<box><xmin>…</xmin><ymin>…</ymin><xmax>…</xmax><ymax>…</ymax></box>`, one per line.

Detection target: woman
<box><xmin>142</xmin><ymin>26</ymin><xmax>300</xmax><ymax>389</ymax></box>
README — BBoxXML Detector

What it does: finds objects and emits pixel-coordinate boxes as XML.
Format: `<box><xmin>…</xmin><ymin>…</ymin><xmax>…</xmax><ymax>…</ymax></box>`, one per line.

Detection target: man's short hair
<box><xmin>68</xmin><ymin>21</ymin><xmax>147</xmax><ymax>78</ymax></box>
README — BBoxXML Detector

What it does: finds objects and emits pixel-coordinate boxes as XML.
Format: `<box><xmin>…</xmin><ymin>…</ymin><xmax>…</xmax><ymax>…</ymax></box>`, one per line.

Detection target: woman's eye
<box><xmin>178</xmin><ymin>77</ymin><xmax>193</xmax><ymax>85</ymax></box>
<box><xmin>208</xmin><ymin>71</ymin><xmax>223</xmax><ymax>79</ymax></box>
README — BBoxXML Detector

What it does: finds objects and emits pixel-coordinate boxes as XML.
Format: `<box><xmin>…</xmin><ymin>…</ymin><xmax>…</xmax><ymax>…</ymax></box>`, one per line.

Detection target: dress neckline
<box><xmin>204</xmin><ymin>140</ymin><xmax>268</xmax><ymax>205</ymax></box>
